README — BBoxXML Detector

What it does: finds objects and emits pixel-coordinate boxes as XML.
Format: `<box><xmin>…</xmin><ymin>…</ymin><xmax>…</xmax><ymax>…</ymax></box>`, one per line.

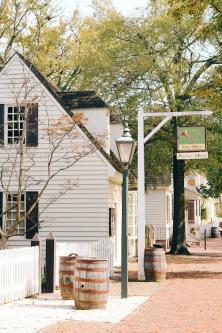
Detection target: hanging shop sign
<box><xmin>177</xmin><ymin>126</ymin><xmax>208</xmax><ymax>160</ymax></box>
<box><xmin>177</xmin><ymin>151</ymin><xmax>208</xmax><ymax>160</ymax></box>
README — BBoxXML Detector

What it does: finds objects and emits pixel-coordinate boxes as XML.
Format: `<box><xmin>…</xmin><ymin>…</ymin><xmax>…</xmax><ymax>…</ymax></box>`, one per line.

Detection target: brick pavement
<box><xmin>39</xmin><ymin>238</ymin><xmax>222</xmax><ymax>333</ymax></box>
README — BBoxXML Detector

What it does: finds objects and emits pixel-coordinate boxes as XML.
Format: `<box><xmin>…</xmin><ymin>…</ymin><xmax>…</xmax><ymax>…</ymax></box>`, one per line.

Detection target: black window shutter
<box><xmin>0</xmin><ymin>192</ymin><xmax>3</xmax><ymax>231</ymax></box>
<box><xmin>26</xmin><ymin>191</ymin><xmax>38</xmax><ymax>239</ymax></box>
<box><xmin>109</xmin><ymin>207</ymin><xmax>115</xmax><ymax>237</ymax></box>
<box><xmin>188</xmin><ymin>200</ymin><xmax>195</xmax><ymax>222</ymax></box>
<box><xmin>0</xmin><ymin>104</ymin><xmax>4</xmax><ymax>145</ymax></box>
<box><xmin>26</xmin><ymin>104</ymin><xmax>38</xmax><ymax>147</ymax></box>
<box><xmin>109</xmin><ymin>208</ymin><xmax>112</xmax><ymax>236</ymax></box>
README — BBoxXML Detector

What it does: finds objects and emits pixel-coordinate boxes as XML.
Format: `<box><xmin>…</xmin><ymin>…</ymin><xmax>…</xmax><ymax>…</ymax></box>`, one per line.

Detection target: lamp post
<box><xmin>116</xmin><ymin>125</ymin><xmax>136</xmax><ymax>298</ymax></box>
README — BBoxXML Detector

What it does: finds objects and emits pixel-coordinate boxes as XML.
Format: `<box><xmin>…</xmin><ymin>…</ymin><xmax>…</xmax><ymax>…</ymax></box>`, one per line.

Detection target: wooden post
<box><xmin>137</xmin><ymin>111</ymin><xmax>210</xmax><ymax>277</ymax></box>
<box><xmin>137</xmin><ymin>109</ymin><xmax>145</xmax><ymax>280</ymax></box>
<box><xmin>31</xmin><ymin>233</ymin><xmax>40</xmax><ymax>247</ymax></box>
<box><xmin>31</xmin><ymin>233</ymin><xmax>41</xmax><ymax>295</ymax></box>
<box><xmin>45</xmin><ymin>232</ymin><xmax>56</xmax><ymax>293</ymax></box>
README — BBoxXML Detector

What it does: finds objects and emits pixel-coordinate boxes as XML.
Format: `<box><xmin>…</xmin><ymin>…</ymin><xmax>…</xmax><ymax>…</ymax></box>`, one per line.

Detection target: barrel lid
<box><xmin>144</xmin><ymin>247</ymin><xmax>164</xmax><ymax>252</ymax></box>
<box><xmin>60</xmin><ymin>254</ymin><xmax>78</xmax><ymax>260</ymax></box>
<box><xmin>76</xmin><ymin>257</ymin><xmax>108</xmax><ymax>262</ymax></box>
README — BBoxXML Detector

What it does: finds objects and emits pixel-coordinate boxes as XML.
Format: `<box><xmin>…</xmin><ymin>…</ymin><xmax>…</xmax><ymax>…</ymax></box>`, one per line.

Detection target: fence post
<box><xmin>204</xmin><ymin>229</ymin><xmax>207</xmax><ymax>251</ymax></box>
<box><xmin>45</xmin><ymin>232</ymin><xmax>56</xmax><ymax>293</ymax></box>
<box><xmin>31</xmin><ymin>233</ymin><xmax>41</xmax><ymax>295</ymax></box>
<box><xmin>31</xmin><ymin>233</ymin><xmax>40</xmax><ymax>247</ymax></box>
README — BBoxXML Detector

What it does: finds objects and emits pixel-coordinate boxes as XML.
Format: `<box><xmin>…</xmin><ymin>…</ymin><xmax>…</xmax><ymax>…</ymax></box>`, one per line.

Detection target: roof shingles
<box><xmin>58</xmin><ymin>91</ymin><xmax>107</xmax><ymax>109</ymax></box>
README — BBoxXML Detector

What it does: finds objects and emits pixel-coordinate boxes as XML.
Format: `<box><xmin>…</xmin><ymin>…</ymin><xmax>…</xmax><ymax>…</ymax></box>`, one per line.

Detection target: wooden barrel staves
<box><xmin>59</xmin><ymin>253</ymin><xmax>78</xmax><ymax>300</ymax></box>
<box><xmin>211</xmin><ymin>227</ymin><xmax>219</xmax><ymax>238</ymax></box>
<box><xmin>74</xmin><ymin>257</ymin><xmax>109</xmax><ymax>310</ymax></box>
<box><xmin>144</xmin><ymin>248</ymin><xmax>166</xmax><ymax>282</ymax></box>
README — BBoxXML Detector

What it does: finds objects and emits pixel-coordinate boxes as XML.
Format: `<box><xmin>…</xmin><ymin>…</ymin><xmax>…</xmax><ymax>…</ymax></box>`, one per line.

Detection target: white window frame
<box><xmin>4</xmin><ymin>192</ymin><xmax>26</xmax><ymax>236</ymax></box>
<box><xmin>7</xmin><ymin>105</ymin><xmax>25</xmax><ymax>145</ymax></box>
<box><xmin>128</xmin><ymin>192</ymin><xmax>137</xmax><ymax>239</ymax></box>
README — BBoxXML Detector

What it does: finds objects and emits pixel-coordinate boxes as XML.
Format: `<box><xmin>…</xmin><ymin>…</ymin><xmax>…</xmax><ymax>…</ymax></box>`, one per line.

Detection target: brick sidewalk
<box><xmin>39</xmin><ymin>238</ymin><xmax>222</xmax><ymax>333</ymax></box>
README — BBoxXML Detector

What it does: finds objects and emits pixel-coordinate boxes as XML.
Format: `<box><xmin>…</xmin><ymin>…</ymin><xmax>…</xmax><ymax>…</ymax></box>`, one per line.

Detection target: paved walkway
<box><xmin>40</xmin><ymin>238</ymin><xmax>222</xmax><ymax>333</ymax></box>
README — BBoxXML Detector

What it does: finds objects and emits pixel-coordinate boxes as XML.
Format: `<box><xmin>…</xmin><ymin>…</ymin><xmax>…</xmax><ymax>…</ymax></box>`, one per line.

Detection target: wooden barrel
<box><xmin>144</xmin><ymin>248</ymin><xmax>166</xmax><ymax>282</ymax></box>
<box><xmin>59</xmin><ymin>253</ymin><xmax>78</xmax><ymax>300</ymax></box>
<box><xmin>74</xmin><ymin>257</ymin><xmax>109</xmax><ymax>310</ymax></box>
<box><xmin>211</xmin><ymin>227</ymin><xmax>219</xmax><ymax>238</ymax></box>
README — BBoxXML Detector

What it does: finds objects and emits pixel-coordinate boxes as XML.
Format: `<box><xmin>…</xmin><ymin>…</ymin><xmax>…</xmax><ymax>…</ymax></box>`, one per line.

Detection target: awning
<box><xmin>185</xmin><ymin>187</ymin><xmax>202</xmax><ymax>201</ymax></box>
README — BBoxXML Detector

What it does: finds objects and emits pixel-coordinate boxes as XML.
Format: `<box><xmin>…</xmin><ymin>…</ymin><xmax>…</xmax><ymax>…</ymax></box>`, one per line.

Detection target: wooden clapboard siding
<box><xmin>74</xmin><ymin>108</ymin><xmax>110</xmax><ymax>153</ymax></box>
<box><xmin>145</xmin><ymin>190</ymin><xmax>167</xmax><ymax>239</ymax></box>
<box><xmin>8</xmin><ymin>239</ymin><xmax>31</xmax><ymax>248</ymax></box>
<box><xmin>0</xmin><ymin>54</ymin><xmax>110</xmax><ymax>249</ymax></box>
<box><xmin>108</xmin><ymin>181</ymin><xmax>122</xmax><ymax>265</ymax></box>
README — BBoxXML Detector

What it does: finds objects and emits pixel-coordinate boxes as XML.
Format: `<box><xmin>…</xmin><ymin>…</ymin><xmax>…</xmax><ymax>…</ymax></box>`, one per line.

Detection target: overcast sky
<box><xmin>60</xmin><ymin>0</ymin><xmax>149</xmax><ymax>17</ymax></box>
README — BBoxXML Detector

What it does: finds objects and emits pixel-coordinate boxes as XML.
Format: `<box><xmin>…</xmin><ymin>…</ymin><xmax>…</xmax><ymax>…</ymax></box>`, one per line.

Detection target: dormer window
<box><xmin>7</xmin><ymin>106</ymin><xmax>25</xmax><ymax>144</ymax></box>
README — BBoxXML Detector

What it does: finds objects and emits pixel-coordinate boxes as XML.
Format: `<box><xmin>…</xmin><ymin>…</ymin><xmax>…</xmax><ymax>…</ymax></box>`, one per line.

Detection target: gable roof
<box><xmin>145</xmin><ymin>173</ymin><xmax>172</xmax><ymax>188</ymax></box>
<box><xmin>12</xmin><ymin>52</ymin><xmax>123</xmax><ymax>173</ymax></box>
<box><xmin>58</xmin><ymin>91</ymin><xmax>107</xmax><ymax>109</ymax></box>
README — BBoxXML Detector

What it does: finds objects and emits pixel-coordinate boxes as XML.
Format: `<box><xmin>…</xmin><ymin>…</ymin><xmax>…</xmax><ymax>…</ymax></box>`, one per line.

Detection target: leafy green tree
<box><xmin>0</xmin><ymin>0</ymin><xmax>221</xmax><ymax>254</ymax></box>
<box><xmin>0</xmin><ymin>0</ymin><xmax>58</xmax><ymax>65</ymax></box>
<box><xmin>0</xmin><ymin>1</ymin><xmax>82</xmax><ymax>90</ymax></box>
<box><xmin>68</xmin><ymin>0</ymin><xmax>222</xmax><ymax>254</ymax></box>
<box><xmin>194</xmin><ymin>66</ymin><xmax>222</xmax><ymax>198</ymax></box>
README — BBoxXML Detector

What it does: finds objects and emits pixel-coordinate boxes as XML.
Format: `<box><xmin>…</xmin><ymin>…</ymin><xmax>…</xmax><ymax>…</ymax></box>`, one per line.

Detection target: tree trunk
<box><xmin>170</xmin><ymin>154</ymin><xmax>190</xmax><ymax>254</ymax></box>
<box><xmin>0</xmin><ymin>233</ymin><xmax>8</xmax><ymax>249</ymax></box>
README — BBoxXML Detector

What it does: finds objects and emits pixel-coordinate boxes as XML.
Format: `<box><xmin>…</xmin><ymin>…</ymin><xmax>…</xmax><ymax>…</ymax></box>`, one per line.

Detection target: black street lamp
<box><xmin>116</xmin><ymin>125</ymin><xmax>136</xmax><ymax>298</ymax></box>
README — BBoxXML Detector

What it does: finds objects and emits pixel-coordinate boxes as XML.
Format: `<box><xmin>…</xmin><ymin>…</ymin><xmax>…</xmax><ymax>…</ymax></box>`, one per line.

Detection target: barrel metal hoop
<box><xmin>74</xmin><ymin>277</ymin><xmax>108</xmax><ymax>283</ymax></box>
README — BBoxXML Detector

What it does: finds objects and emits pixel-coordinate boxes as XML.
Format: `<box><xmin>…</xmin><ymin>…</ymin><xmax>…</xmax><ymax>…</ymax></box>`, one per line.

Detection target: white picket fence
<box><xmin>55</xmin><ymin>239</ymin><xmax>114</xmax><ymax>286</ymax></box>
<box><xmin>0</xmin><ymin>247</ymin><xmax>40</xmax><ymax>305</ymax></box>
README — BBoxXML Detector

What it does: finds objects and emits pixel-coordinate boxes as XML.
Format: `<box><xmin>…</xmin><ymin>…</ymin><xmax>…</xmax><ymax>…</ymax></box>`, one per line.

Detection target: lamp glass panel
<box><xmin>117</xmin><ymin>142</ymin><xmax>133</xmax><ymax>164</ymax></box>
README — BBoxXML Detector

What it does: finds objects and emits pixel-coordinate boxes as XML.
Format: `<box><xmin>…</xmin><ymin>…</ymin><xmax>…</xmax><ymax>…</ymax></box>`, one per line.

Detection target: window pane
<box><xmin>6</xmin><ymin>193</ymin><xmax>25</xmax><ymax>235</ymax></box>
<box><xmin>20</xmin><ymin>111</ymin><xmax>25</xmax><ymax>120</ymax></box>
<box><xmin>7</xmin><ymin>212</ymin><xmax>12</xmax><ymax>219</ymax></box>
<box><xmin>8</xmin><ymin>106</ymin><xmax>25</xmax><ymax>145</ymax></box>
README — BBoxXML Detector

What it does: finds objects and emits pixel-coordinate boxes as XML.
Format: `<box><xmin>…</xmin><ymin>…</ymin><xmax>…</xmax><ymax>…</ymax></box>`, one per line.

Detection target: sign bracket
<box><xmin>137</xmin><ymin>109</ymin><xmax>212</xmax><ymax>280</ymax></box>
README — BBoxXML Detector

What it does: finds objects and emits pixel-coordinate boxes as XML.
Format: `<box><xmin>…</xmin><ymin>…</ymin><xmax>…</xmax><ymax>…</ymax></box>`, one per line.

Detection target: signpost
<box><xmin>137</xmin><ymin>110</ymin><xmax>212</xmax><ymax>280</ymax></box>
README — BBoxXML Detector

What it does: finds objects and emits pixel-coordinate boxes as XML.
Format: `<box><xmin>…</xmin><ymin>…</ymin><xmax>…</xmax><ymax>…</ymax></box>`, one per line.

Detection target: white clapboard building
<box><xmin>0</xmin><ymin>53</ymin><xmax>128</xmax><ymax>265</ymax></box>
<box><xmin>145</xmin><ymin>174</ymin><xmax>173</xmax><ymax>247</ymax></box>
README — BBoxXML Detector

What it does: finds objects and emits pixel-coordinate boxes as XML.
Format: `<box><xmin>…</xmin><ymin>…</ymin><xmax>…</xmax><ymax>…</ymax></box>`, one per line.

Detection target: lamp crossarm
<box><xmin>143</xmin><ymin>111</ymin><xmax>212</xmax><ymax>118</ymax></box>
<box><xmin>144</xmin><ymin>116</ymin><xmax>171</xmax><ymax>144</ymax></box>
